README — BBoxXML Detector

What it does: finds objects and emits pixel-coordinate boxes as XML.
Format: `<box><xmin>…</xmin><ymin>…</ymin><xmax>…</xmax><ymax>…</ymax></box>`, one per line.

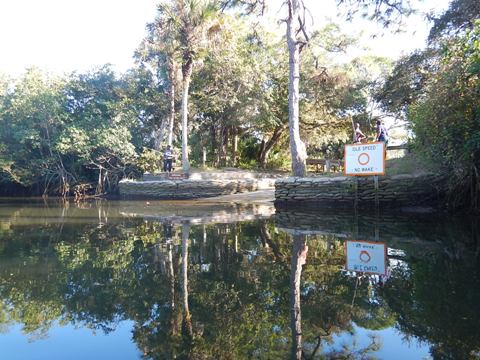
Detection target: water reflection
<box><xmin>0</xmin><ymin>200</ymin><xmax>479</xmax><ymax>359</ymax></box>
<box><xmin>290</xmin><ymin>234</ymin><xmax>307</xmax><ymax>359</ymax></box>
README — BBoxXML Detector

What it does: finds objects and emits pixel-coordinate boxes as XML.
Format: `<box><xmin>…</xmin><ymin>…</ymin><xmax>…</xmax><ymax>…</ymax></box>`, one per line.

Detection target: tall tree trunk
<box><xmin>217</xmin><ymin>125</ymin><xmax>226</xmax><ymax>167</ymax></box>
<box><xmin>210</xmin><ymin>124</ymin><xmax>218</xmax><ymax>167</ymax></box>
<box><xmin>258</xmin><ymin>125</ymin><xmax>287</xmax><ymax>168</ymax></box>
<box><xmin>290</xmin><ymin>234</ymin><xmax>308</xmax><ymax>360</ymax></box>
<box><xmin>218</xmin><ymin>126</ymin><xmax>224</xmax><ymax>167</ymax></box>
<box><xmin>154</xmin><ymin>119</ymin><xmax>167</xmax><ymax>151</ymax></box>
<box><xmin>96</xmin><ymin>167</ymin><xmax>103</xmax><ymax>195</ymax></box>
<box><xmin>181</xmin><ymin>60</ymin><xmax>193</xmax><ymax>174</ymax></box>
<box><xmin>351</xmin><ymin>117</ymin><xmax>356</xmax><ymax>143</ymax></box>
<box><xmin>232</xmin><ymin>127</ymin><xmax>238</xmax><ymax>167</ymax></box>
<box><xmin>167</xmin><ymin>61</ymin><xmax>177</xmax><ymax>147</ymax></box>
<box><xmin>287</xmin><ymin>0</ymin><xmax>307</xmax><ymax>177</ymax></box>
<box><xmin>222</xmin><ymin>126</ymin><xmax>229</xmax><ymax>166</ymax></box>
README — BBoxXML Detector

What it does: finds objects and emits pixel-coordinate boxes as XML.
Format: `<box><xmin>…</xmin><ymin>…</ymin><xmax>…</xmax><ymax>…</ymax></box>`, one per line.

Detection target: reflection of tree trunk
<box><xmin>181</xmin><ymin>223</ymin><xmax>193</xmax><ymax>338</ymax></box>
<box><xmin>290</xmin><ymin>234</ymin><xmax>308</xmax><ymax>360</ymax></box>
<box><xmin>234</xmin><ymin>223</ymin><xmax>239</xmax><ymax>254</ymax></box>
<box><xmin>260</xmin><ymin>221</ymin><xmax>285</xmax><ymax>262</ymax></box>
<box><xmin>168</xmin><ymin>243</ymin><xmax>175</xmax><ymax>310</ymax></box>
<box><xmin>167</xmin><ymin>242</ymin><xmax>178</xmax><ymax>337</ymax></box>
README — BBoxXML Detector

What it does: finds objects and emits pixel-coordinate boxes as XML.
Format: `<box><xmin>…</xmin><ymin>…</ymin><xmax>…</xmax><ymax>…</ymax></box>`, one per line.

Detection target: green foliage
<box><xmin>0</xmin><ymin>67</ymin><xmax>140</xmax><ymax>196</ymax></box>
<box><xmin>408</xmin><ymin>22</ymin><xmax>480</xmax><ymax>209</ymax></box>
<box><xmin>137</xmin><ymin>148</ymin><xmax>163</xmax><ymax>173</ymax></box>
<box><xmin>428</xmin><ymin>0</ymin><xmax>480</xmax><ymax>41</ymax></box>
<box><xmin>376</xmin><ymin>0</ymin><xmax>480</xmax><ymax>211</ymax></box>
<box><xmin>375</xmin><ymin>50</ymin><xmax>435</xmax><ymax>116</ymax></box>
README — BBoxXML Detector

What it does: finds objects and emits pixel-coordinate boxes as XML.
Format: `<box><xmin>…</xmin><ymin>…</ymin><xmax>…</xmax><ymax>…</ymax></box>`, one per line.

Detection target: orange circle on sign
<box><xmin>358</xmin><ymin>153</ymin><xmax>370</xmax><ymax>166</ymax></box>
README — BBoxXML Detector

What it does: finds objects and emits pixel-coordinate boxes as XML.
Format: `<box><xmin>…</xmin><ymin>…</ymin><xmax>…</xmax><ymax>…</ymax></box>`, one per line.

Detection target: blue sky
<box><xmin>0</xmin><ymin>0</ymin><xmax>450</xmax><ymax>76</ymax></box>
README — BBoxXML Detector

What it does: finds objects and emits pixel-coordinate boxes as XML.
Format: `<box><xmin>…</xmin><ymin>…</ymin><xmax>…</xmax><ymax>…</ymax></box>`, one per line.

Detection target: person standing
<box><xmin>163</xmin><ymin>145</ymin><xmax>173</xmax><ymax>172</ymax></box>
<box><xmin>375</xmin><ymin>120</ymin><xmax>389</xmax><ymax>144</ymax></box>
<box><xmin>354</xmin><ymin>123</ymin><xmax>367</xmax><ymax>143</ymax></box>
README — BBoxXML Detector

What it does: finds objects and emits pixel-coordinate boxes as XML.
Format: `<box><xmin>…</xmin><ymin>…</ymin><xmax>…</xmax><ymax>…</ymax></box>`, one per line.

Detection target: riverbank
<box><xmin>118</xmin><ymin>155</ymin><xmax>449</xmax><ymax>209</ymax></box>
<box><xmin>118</xmin><ymin>169</ymin><xmax>284</xmax><ymax>200</ymax></box>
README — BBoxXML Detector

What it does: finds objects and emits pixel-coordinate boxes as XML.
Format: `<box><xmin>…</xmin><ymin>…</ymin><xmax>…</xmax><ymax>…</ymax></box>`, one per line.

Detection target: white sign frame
<box><xmin>345</xmin><ymin>240</ymin><xmax>387</xmax><ymax>275</ymax></box>
<box><xmin>344</xmin><ymin>142</ymin><xmax>385</xmax><ymax>176</ymax></box>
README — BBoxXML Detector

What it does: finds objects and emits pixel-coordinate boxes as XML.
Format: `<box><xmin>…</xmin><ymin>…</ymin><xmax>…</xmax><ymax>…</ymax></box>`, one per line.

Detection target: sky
<box><xmin>0</xmin><ymin>0</ymin><xmax>159</xmax><ymax>76</ymax></box>
<box><xmin>0</xmin><ymin>0</ymin><xmax>451</xmax><ymax>77</ymax></box>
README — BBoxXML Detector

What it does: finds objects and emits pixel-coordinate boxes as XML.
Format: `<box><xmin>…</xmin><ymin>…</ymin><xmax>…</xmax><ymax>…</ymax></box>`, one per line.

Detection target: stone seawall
<box><xmin>119</xmin><ymin>178</ymin><xmax>275</xmax><ymax>199</ymax></box>
<box><xmin>275</xmin><ymin>173</ymin><xmax>445</xmax><ymax>208</ymax></box>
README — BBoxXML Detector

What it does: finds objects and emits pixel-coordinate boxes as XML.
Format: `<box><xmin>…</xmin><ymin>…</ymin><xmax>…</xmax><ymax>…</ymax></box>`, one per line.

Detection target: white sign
<box><xmin>344</xmin><ymin>142</ymin><xmax>385</xmax><ymax>176</ymax></box>
<box><xmin>346</xmin><ymin>240</ymin><xmax>387</xmax><ymax>275</ymax></box>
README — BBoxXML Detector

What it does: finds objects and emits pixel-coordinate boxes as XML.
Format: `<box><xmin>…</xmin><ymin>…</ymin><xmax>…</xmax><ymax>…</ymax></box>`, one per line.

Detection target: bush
<box><xmin>408</xmin><ymin>22</ymin><xmax>480</xmax><ymax>210</ymax></box>
<box><xmin>137</xmin><ymin>148</ymin><xmax>162</xmax><ymax>173</ymax></box>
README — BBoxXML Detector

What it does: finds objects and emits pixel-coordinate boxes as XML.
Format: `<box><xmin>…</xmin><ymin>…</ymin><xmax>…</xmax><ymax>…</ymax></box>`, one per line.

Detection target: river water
<box><xmin>0</xmin><ymin>199</ymin><xmax>479</xmax><ymax>359</ymax></box>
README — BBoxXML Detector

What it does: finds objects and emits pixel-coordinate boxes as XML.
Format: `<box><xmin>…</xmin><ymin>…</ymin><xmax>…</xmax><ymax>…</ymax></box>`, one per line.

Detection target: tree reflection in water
<box><xmin>181</xmin><ymin>223</ymin><xmax>193</xmax><ymax>343</ymax></box>
<box><xmin>0</xmin><ymin>202</ymin><xmax>479</xmax><ymax>358</ymax></box>
<box><xmin>290</xmin><ymin>234</ymin><xmax>308</xmax><ymax>359</ymax></box>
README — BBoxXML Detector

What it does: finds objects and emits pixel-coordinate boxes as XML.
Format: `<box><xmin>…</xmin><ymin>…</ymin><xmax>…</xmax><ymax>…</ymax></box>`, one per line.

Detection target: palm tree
<box><xmin>173</xmin><ymin>0</ymin><xmax>220</xmax><ymax>173</ymax></box>
<box><xmin>137</xmin><ymin>2</ymin><xmax>181</xmax><ymax>149</ymax></box>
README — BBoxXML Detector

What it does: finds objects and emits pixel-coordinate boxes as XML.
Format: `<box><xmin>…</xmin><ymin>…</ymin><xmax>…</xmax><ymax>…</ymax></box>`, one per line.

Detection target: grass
<box><xmin>385</xmin><ymin>152</ymin><xmax>441</xmax><ymax>176</ymax></box>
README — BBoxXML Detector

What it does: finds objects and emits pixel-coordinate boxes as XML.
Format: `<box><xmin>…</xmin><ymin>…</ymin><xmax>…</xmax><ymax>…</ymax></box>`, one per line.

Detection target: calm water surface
<box><xmin>0</xmin><ymin>199</ymin><xmax>479</xmax><ymax>359</ymax></box>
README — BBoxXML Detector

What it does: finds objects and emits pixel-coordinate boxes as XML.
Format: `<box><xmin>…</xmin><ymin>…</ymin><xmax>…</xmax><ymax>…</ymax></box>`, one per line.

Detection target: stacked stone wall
<box><xmin>275</xmin><ymin>173</ymin><xmax>445</xmax><ymax>208</ymax></box>
<box><xmin>119</xmin><ymin>178</ymin><xmax>274</xmax><ymax>199</ymax></box>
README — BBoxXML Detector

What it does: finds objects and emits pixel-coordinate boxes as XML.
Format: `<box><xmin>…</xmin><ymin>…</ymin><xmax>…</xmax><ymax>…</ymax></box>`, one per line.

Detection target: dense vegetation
<box><xmin>377</xmin><ymin>0</ymin><xmax>480</xmax><ymax>210</ymax></box>
<box><xmin>0</xmin><ymin>12</ymin><xmax>381</xmax><ymax>196</ymax></box>
<box><xmin>0</xmin><ymin>0</ymin><xmax>478</xmax><ymax>210</ymax></box>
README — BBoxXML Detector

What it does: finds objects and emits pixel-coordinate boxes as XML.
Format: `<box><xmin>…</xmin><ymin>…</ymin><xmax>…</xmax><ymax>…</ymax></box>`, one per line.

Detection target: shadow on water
<box><xmin>0</xmin><ymin>199</ymin><xmax>479</xmax><ymax>359</ymax></box>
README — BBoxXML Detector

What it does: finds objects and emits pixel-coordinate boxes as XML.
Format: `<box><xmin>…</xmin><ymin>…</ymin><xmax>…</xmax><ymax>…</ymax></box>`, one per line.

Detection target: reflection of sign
<box><xmin>344</xmin><ymin>142</ymin><xmax>385</xmax><ymax>176</ymax></box>
<box><xmin>346</xmin><ymin>240</ymin><xmax>387</xmax><ymax>275</ymax></box>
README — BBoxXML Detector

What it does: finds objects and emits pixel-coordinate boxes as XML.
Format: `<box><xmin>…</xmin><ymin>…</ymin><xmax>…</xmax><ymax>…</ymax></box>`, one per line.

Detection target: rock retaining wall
<box><xmin>119</xmin><ymin>178</ymin><xmax>275</xmax><ymax>199</ymax></box>
<box><xmin>275</xmin><ymin>173</ymin><xmax>445</xmax><ymax>208</ymax></box>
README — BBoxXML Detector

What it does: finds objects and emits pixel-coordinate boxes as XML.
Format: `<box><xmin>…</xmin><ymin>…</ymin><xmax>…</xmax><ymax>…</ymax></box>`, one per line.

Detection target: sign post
<box><xmin>345</xmin><ymin>240</ymin><xmax>387</xmax><ymax>275</ymax></box>
<box><xmin>344</xmin><ymin>142</ymin><xmax>385</xmax><ymax>176</ymax></box>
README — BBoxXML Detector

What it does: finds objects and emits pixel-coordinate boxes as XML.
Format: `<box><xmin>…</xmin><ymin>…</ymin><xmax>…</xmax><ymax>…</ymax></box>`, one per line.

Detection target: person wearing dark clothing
<box><xmin>163</xmin><ymin>145</ymin><xmax>173</xmax><ymax>172</ymax></box>
<box><xmin>375</xmin><ymin>120</ymin><xmax>388</xmax><ymax>143</ymax></box>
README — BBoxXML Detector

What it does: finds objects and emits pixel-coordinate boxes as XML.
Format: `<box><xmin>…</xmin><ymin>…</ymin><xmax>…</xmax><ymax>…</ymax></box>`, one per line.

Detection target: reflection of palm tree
<box><xmin>181</xmin><ymin>223</ymin><xmax>193</xmax><ymax>338</ymax></box>
<box><xmin>166</xmin><ymin>241</ymin><xmax>177</xmax><ymax>337</ymax></box>
<box><xmin>167</xmin><ymin>242</ymin><xmax>175</xmax><ymax>309</ymax></box>
<box><xmin>290</xmin><ymin>234</ymin><xmax>308</xmax><ymax>360</ymax></box>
